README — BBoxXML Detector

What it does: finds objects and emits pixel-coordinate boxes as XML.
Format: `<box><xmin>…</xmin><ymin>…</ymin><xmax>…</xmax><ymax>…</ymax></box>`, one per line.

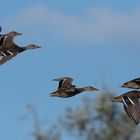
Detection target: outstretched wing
<box><xmin>0</xmin><ymin>35</ymin><xmax>7</xmax><ymax>46</ymax></box>
<box><xmin>0</xmin><ymin>54</ymin><xmax>16</xmax><ymax>65</ymax></box>
<box><xmin>53</xmin><ymin>77</ymin><xmax>73</xmax><ymax>89</ymax></box>
<box><xmin>122</xmin><ymin>96</ymin><xmax>140</xmax><ymax>125</ymax></box>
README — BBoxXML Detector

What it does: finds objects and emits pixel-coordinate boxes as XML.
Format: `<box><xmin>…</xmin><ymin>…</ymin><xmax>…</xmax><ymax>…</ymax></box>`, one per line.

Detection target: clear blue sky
<box><xmin>1</xmin><ymin>0</ymin><xmax>140</xmax><ymax>140</ymax></box>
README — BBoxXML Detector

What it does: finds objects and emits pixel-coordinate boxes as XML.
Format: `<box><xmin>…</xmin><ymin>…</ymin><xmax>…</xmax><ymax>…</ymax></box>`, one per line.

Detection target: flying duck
<box><xmin>0</xmin><ymin>44</ymin><xmax>41</xmax><ymax>65</ymax></box>
<box><xmin>112</xmin><ymin>90</ymin><xmax>140</xmax><ymax>125</ymax></box>
<box><xmin>121</xmin><ymin>77</ymin><xmax>140</xmax><ymax>89</ymax></box>
<box><xmin>49</xmin><ymin>77</ymin><xmax>98</xmax><ymax>98</ymax></box>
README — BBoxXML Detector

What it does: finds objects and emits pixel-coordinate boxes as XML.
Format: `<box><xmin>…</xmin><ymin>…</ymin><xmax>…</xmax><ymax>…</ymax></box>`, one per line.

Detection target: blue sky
<box><xmin>1</xmin><ymin>0</ymin><xmax>140</xmax><ymax>140</ymax></box>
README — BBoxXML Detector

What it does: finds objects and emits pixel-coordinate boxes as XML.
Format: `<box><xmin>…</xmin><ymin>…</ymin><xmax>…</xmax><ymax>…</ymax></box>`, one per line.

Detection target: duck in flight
<box><xmin>0</xmin><ymin>43</ymin><xmax>41</xmax><ymax>65</ymax></box>
<box><xmin>121</xmin><ymin>77</ymin><xmax>140</xmax><ymax>89</ymax></box>
<box><xmin>112</xmin><ymin>90</ymin><xmax>140</xmax><ymax>125</ymax></box>
<box><xmin>49</xmin><ymin>77</ymin><xmax>98</xmax><ymax>98</ymax></box>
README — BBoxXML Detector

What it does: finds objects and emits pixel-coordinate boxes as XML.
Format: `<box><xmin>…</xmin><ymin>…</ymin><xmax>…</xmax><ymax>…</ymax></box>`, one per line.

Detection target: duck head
<box><xmin>121</xmin><ymin>82</ymin><xmax>140</xmax><ymax>89</ymax></box>
<box><xmin>8</xmin><ymin>31</ymin><xmax>22</xmax><ymax>36</ymax></box>
<box><xmin>83</xmin><ymin>86</ymin><xmax>98</xmax><ymax>91</ymax></box>
<box><xmin>112</xmin><ymin>96</ymin><xmax>122</xmax><ymax>103</ymax></box>
<box><xmin>26</xmin><ymin>44</ymin><xmax>41</xmax><ymax>50</ymax></box>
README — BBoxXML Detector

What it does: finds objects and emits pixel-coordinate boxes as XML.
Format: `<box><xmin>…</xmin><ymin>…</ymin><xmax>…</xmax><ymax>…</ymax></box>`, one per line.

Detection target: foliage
<box><xmin>23</xmin><ymin>90</ymin><xmax>140</xmax><ymax>140</ymax></box>
<box><xmin>21</xmin><ymin>103</ymin><xmax>60</xmax><ymax>140</ymax></box>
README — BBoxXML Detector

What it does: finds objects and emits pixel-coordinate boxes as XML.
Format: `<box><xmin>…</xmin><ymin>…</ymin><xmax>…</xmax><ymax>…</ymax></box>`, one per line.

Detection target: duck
<box><xmin>112</xmin><ymin>90</ymin><xmax>140</xmax><ymax>125</ymax></box>
<box><xmin>0</xmin><ymin>31</ymin><xmax>22</xmax><ymax>49</ymax></box>
<box><xmin>0</xmin><ymin>44</ymin><xmax>41</xmax><ymax>65</ymax></box>
<box><xmin>49</xmin><ymin>77</ymin><xmax>98</xmax><ymax>98</ymax></box>
<box><xmin>121</xmin><ymin>77</ymin><xmax>140</xmax><ymax>89</ymax></box>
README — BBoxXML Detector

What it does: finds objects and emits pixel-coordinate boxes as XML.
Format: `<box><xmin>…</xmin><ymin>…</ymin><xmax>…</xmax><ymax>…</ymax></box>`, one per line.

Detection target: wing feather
<box><xmin>53</xmin><ymin>77</ymin><xmax>73</xmax><ymax>89</ymax></box>
<box><xmin>123</xmin><ymin>96</ymin><xmax>140</xmax><ymax>125</ymax></box>
<box><xmin>0</xmin><ymin>54</ymin><xmax>16</xmax><ymax>65</ymax></box>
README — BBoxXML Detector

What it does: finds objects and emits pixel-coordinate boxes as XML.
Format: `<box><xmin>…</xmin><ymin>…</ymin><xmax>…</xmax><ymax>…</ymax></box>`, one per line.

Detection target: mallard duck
<box><xmin>0</xmin><ymin>31</ymin><xmax>22</xmax><ymax>48</ymax></box>
<box><xmin>121</xmin><ymin>77</ymin><xmax>140</xmax><ymax>89</ymax></box>
<box><xmin>49</xmin><ymin>77</ymin><xmax>98</xmax><ymax>98</ymax></box>
<box><xmin>112</xmin><ymin>90</ymin><xmax>140</xmax><ymax>125</ymax></box>
<box><xmin>0</xmin><ymin>44</ymin><xmax>41</xmax><ymax>65</ymax></box>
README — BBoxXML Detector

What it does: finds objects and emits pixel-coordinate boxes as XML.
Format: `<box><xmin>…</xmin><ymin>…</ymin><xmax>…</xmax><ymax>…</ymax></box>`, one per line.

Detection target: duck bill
<box><xmin>112</xmin><ymin>98</ymin><xmax>116</xmax><ymax>102</ymax></box>
<box><xmin>121</xmin><ymin>84</ymin><xmax>127</xmax><ymax>88</ymax></box>
<box><xmin>93</xmin><ymin>88</ymin><xmax>99</xmax><ymax>91</ymax></box>
<box><xmin>111</xmin><ymin>98</ymin><xmax>118</xmax><ymax>102</ymax></box>
<box><xmin>36</xmin><ymin>46</ymin><xmax>41</xmax><ymax>48</ymax></box>
<box><xmin>17</xmin><ymin>32</ymin><xmax>22</xmax><ymax>36</ymax></box>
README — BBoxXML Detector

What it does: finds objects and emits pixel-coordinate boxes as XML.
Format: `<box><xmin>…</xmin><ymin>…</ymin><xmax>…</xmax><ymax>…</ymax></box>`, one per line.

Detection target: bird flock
<box><xmin>0</xmin><ymin>26</ymin><xmax>140</xmax><ymax>125</ymax></box>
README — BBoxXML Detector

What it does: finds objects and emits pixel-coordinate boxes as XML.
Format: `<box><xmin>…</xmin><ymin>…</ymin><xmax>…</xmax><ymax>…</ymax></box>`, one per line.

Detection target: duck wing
<box><xmin>122</xmin><ymin>96</ymin><xmax>140</xmax><ymax>125</ymax></box>
<box><xmin>0</xmin><ymin>35</ymin><xmax>7</xmax><ymax>46</ymax></box>
<box><xmin>53</xmin><ymin>77</ymin><xmax>73</xmax><ymax>89</ymax></box>
<box><xmin>0</xmin><ymin>53</ymin><xmax>17</xmax><ymax>65</ymax></box>
<box><xmin>0</xmin><ymin>36</ymin><xmax>14</xmax><ymax>50</ymax></box>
